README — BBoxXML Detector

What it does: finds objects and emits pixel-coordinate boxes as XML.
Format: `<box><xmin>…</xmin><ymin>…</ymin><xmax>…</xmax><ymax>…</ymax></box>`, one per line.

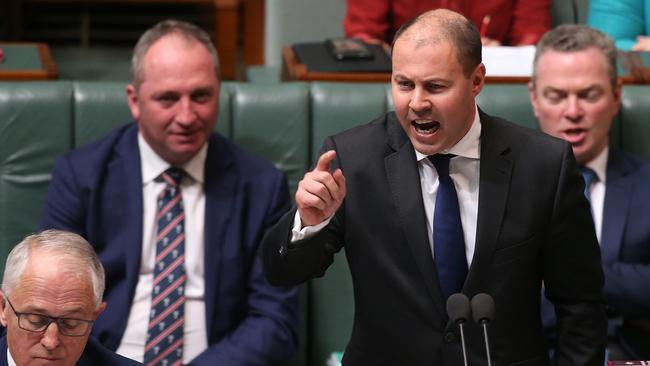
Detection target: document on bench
<box><xmin>482</xmin><ymin>46</ymin><xmax>535</xmax><ymax>77</ymax></box>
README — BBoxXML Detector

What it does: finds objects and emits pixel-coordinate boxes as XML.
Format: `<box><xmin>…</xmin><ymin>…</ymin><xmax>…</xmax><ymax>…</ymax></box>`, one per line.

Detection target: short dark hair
<box><xmin>533</xmin><ymin>24</ymin><xmax>617</xmax><ymax>89</ymax></box>
<box><xmin>391</xmin><ymin>9</ymin><xmax>482</xmax><ymax>77</ymax></box>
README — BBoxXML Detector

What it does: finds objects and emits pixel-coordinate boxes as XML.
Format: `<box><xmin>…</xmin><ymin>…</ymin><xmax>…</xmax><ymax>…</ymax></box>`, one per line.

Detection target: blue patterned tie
<box><xmin>580</xmin><ymin>166</ymin><xmax>598</xmax><ymax>202</ymax></box>
<box><xmin>144</xmin><ymin>167</ymin><xmax>186</xmax><ymax>366</ymax></box>
<box><xmin>430</xmin><ymin>154</ymin><xmax>468</xmax><ymax>300</ymax></box>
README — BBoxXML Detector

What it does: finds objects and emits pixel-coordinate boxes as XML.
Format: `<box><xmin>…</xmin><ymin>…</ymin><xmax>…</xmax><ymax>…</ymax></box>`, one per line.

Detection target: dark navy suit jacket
<box><xmin>600</xmin><ymin>148</ymin><xmax>650</xmax><ymax>357</ymax></box>
<box><xmin>0</xmin><ymin>335</ymin><xmax>142</xmax><ymax>366</ymax></box>
<box><xmin>543</xmin><ymin>148</ymin><xmax>650</xmax><ymax>358</ymax></box>
<box><xmin>39</xmin><ymin>123</ymin><xmax>299</xmax><ymax>365</ymax></box>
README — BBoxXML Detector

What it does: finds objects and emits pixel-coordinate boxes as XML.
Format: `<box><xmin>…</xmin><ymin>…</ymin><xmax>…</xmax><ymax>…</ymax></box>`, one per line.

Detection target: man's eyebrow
<box><xmin>23</xmin><ymin>306</ymin><xmax>86</xmax><ymax>317</ymax></box>
<box><xmin>151</xmin><ymin>90</ymin><xmax>179</xmax><ymax>98</ymax></box>
<box><xmin>192</xmin><ymin>87</ymin><xmax>214</xmax><ymax>94</ymax></box>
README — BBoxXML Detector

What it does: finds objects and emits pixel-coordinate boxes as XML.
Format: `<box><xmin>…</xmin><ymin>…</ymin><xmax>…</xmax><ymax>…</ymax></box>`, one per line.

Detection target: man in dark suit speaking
<box><xmin>39</xmin><ymin>20</ymin><xmax>298</xmax><ymax>365</ymax></box>
<box><xmin>262</xmin><ymin>9</ymin><xmax>607</xmax><ymax>366</ymax></box>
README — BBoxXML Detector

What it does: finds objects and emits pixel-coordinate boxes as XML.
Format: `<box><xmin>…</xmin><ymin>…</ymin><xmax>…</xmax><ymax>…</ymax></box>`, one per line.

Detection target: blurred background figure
<box><xmin>588</xmin><ymin>0</ymin><xmax>650</xmax><ymax>51</ymax></box>
<box><xmin>530</xmin><ymin>24</ymin><xmax>650</xmax><ymax>360</ymax></box>
<box><xmin>344</xmin><ymin>0</ymin><xmax>551</xmax><ymax>47</ymax></box>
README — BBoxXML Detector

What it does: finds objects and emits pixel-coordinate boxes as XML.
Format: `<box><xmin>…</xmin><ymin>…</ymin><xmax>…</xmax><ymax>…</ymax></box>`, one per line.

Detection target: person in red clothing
<box><xmin>344</xmin><ymin>0</ymin><xmax>550</xmax><ymax>47</ymax></box>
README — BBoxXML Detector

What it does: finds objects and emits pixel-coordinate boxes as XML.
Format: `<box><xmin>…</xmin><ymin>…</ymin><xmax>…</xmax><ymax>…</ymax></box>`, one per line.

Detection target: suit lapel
<box><xmin>465</xmin><ymin>112</ymin><xmax>513</xmax><ymax>294</ymax></box>
<box><xmin>384</xmin><ymin>114</ymin><xmax>447</xmax><ymax>320</ymax></box>
<box><xmin>601</xmin><ymin>149</ymin><xmax>632</xmax><ymax>263</ymax></box>
<box><xmin>203</xmin><ymin>134</ymin><xmax>237</xmax><ymax>334</ymax></box>
<box><xmin>0</xmin><ymin>336</ymin><xmax>8</xmax><ymax>366</ymax></box>
<box><xmin>113</xmin><ymin>125</ymin><xmax>145</xmax><ymax>308</ymax></box>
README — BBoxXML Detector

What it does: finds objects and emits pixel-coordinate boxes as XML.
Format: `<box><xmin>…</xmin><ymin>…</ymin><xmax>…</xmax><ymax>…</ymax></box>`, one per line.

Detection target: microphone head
<box><xmin>446</xmin><ymin>293</ymin><xmax>471</xmax><ymax>324</ymax></box>
<box><xmin>471</xmin><ymin>293</ymin><xmax>495</xmax><ymax>324</ymax></box>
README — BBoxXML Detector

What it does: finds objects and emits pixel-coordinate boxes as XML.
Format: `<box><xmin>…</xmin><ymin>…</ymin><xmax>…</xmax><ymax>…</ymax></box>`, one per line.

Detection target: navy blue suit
<box><xmin>39</xmin><ymin>123</ymin><xmax>299</xmax><ymax>366</ymax></box>
<box><xmin>543</xmin><ymin>148</ymin><xmax>650</xmax><ymax>359</ymax></box>
<box><xmin>0</xmin><ymin>335</ymin><xmax>142</xmax><ymax>366</ymax></box>
<box><xmin>601</xmin><ymin>148</ymin><xmax>650</xmax><ymax>358</ymax></box>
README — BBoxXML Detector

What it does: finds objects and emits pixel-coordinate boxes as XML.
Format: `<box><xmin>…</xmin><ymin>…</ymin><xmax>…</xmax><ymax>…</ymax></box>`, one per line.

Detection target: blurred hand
<box><xmin>296</xmin><ymin>150</ymin><xmax>347</xmax><ymax>227</ymax></box>
<box><xmin>632</xmin><ymin>36</ymin><xmax>650</xmax><ymax>51</ymax></box>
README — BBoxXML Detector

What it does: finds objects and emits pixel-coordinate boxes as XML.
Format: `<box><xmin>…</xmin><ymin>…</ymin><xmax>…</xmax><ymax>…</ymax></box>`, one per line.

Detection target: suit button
<box><xmin>444</xmin><ymin>332</ymin><xmax>455</xmax><ymax>343</ymax></box>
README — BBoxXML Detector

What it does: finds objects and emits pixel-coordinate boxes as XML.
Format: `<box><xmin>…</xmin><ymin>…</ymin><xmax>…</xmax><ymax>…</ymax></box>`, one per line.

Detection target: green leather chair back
<box><xmin>0</xmin><ymin>81</ymin><xmax>73</xmax><ymax>274</ymax></box>
<box><xmin>477</xmin><ymin>84</ymin><xmax>539</xmax><ymax>129</ymax></box>
<box><xmin>73</xmin><ymin>81</ymin><xmax>132</xmax><ymax>146</ymax></box>
<box><xmin>620</xmin><ymin>85</ymin><xmax>650</xmax><ymax>160</ymax></box>
<box><xmin>308</xmin><ymin>82</ymin><xmax>390</xmax><ymax>366</ymax></box>
<box><xmin>231</xmin><ymin>82</ymin><xmax>310</xmax><ymax>195</ymax></box>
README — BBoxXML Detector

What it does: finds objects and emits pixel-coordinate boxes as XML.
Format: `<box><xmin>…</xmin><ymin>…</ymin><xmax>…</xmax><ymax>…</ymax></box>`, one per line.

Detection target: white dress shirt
<box><xmin>584</xmin><ymin>147</ymin><xmax>608</xmax><ymax>243</ymax></box>
<box><xmin>7</xmin><ymin>349</ymin><xmax>16</xmax><ymax>366</ymax></box>
<box><xmin>116</xmin><ymin>133</ymin><xmax>208</xmax><ymax>363</ymax></box>
<box><xmin>293</xmin><ymin>107</ymin><xmax>482</xmax><ymax>267</ymax></box>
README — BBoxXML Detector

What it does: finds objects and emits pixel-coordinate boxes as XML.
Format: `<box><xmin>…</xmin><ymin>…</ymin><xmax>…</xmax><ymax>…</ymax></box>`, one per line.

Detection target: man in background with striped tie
<box><xmin>530</xmin><ymin>24</ymin><xmax>650</xmax><ymax>360</ymax></box>
<box><xmin>39</xmin><ymin>20</ymin><xmax>299</xmax><ymax>366</ymax></box>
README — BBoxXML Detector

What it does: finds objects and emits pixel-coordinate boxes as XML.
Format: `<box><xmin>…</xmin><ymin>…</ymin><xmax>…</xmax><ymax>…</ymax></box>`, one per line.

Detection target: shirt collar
<box><xmin>415</xmin><ymin>105</ymin><xmax>482</xmax><ymax>162</ymax></box>
<box><xmin>7</xmin><ymin>348</ymin><xmax>16</xmax><ymax>366</ymax></box>
<box><xmin>138</xmin><ymin>132</ymin><xmax>207</xmax><ymax>185</ymax></box>
<box><xmin>584</xmin><ymin>146</ymin><xmax>608</xmax><ymax>184</ymax></box>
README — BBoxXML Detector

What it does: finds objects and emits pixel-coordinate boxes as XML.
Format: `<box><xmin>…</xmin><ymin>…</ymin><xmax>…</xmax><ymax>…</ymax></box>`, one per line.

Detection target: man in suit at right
<box><xmin>529</xmin><ymin>24</ymin><xmax>650</xmax><ymax>360</ymax></box>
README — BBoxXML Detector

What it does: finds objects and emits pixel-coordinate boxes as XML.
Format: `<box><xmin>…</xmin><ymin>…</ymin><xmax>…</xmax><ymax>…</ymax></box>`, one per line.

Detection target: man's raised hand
<box><xmin>295</xmin><ymin>150</ymin><xmax>347</xmax><ymax>227</ymax></box>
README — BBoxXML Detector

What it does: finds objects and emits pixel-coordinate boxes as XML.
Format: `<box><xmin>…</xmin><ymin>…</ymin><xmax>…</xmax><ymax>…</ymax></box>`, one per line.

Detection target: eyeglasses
<box><xmin>4</xmin><ymin>297</ymin><xmax>94</xmax><ymax>337</ymax></box>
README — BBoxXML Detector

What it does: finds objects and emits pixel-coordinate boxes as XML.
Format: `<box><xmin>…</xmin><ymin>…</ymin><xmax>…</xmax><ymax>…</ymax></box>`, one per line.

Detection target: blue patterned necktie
<box><xmin>144</xmin><ymin>167</ymin><xmax>186</xmax><ymax>366</ymax></box>
<box><xmin>580</xmin><ymin>166</ymin><xmax>598</xmax><ymax>202</ymax></box>
<box><xmin>430</xmin><ymin>154</ymin><xmax>468</xmax><ymax>300</ymax></box>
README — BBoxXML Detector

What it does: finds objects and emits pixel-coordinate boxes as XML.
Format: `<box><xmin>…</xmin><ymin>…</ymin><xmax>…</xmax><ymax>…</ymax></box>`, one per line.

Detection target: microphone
<box><xmin>471</xmin><ymin>293</ymin><xmax>495</xmax><ymax>366</ymax></box>
<box><xmin>446</xmin><ymin>293</ymin><xmax>471</xmax><ymax>366</ymax></box>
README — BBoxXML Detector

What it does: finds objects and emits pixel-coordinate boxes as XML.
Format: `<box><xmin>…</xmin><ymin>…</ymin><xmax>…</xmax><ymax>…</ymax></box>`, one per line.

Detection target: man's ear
<box><xmin>0</xmin><ymin>292</ymin><xmax>9</xmax><ymax>327</ymax></box>
<box><xmin>126</xmin><ymin>84</ymin><xmax>140</xmax><ymax>121</ymax></box>
<box><xmin>94</xmin><ymin>302</ymin><xmax>107</xmax><ymax>318</ymax></box>
<box><xmin>528</xmin><ymin>81</ymin><xmax>540</xmax><ymax>118</ymax></box>
<box><xmin>471</xmin><ymin>63</ymin><xmax>486</xmax><ymax>96</ymax></box>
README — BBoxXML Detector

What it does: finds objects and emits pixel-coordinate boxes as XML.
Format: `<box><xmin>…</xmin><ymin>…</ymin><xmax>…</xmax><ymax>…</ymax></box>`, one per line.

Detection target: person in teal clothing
<box><xmin>589</xmin><ymin>0</ymin><xmax>650</xmax><ymax>50</ymax></box>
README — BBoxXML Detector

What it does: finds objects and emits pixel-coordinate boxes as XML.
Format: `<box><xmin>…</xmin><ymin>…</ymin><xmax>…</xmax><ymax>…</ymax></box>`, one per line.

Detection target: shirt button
<box><xmin>444</xmin><ymin>332</ymin><xmax>455</xmax><ymax>343</ymax></box>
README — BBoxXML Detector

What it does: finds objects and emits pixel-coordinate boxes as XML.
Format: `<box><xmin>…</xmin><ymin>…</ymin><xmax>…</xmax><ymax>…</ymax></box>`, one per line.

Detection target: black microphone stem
<box><xmin>481</xmin><ymin>321</ymin><xmax>492</xmax><ymax>366</ymax></box>
<box><xmin>459</xmin><ymin>322</ymin><xmax>469</xmax><ymax>366</ymax></box>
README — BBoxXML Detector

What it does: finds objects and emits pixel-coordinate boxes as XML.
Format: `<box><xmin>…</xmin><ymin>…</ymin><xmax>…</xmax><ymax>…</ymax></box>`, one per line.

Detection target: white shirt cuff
<box><xmin>290</xmin><ymin>210</ymin><xmax>333</xmax><ymax>242</ymax></box>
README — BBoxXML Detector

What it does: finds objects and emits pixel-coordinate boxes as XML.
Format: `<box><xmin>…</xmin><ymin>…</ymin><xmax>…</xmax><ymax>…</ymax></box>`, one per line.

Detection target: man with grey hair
<box><xmin>530</xmin><ymin>24</ymin><xmax>650</xmax><ymax>360</ymax></box>
<box><xmin>39</xmin><ymin>19</ymin><xmax>299</xmax><ymax>366</ymax></box>
<box><xmin>0</xmin><ymin>230</ymin><xmax>141</xmax><ymax>366</ymax></box>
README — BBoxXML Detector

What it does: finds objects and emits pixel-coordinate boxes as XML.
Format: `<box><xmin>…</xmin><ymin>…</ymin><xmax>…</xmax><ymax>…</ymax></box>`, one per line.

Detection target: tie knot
<box><xmin>429</xmin><ymin>154</ymin><xmax>455</xmax><ymax>177</ymax></box>
<box><xmin>580</xmin><ymin>166</ymin><xmax>598</xmax><ymax>187</ymax></box>
<box><xmin>157</xmin><ymin>167</ymin><xmax>184</xmax><ymax>187</ymax></box>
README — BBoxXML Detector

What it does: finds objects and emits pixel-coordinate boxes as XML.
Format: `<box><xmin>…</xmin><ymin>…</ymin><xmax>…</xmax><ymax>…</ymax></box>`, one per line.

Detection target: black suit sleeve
<box><xmin>543</xmin><ymin>142</ymin><xmax>607</xmax><ymax>366</ymax></box>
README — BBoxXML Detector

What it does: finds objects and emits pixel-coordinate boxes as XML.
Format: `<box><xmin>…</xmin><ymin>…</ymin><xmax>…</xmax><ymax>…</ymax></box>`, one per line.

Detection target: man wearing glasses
<box><xmin>0</xmin><ymin>230</ymin><xmax>140</xmax><ymax>366</ymax></box>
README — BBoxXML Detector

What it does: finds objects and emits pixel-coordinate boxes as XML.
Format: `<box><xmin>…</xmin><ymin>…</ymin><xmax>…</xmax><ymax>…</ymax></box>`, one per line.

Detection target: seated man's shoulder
<box><xmin>210</xmin><ymin>132</ymin><xmax>284</xmax><ymax>178</ymax></box>
<box><xmin>78</xmin><ymin>337</ymin><xmax>142</xmax><ymax>365</ymax></box>
<box><xmin>63</xmin><ymin>122</ymin><xmax>137</xmax><ymax>163</ymax></box>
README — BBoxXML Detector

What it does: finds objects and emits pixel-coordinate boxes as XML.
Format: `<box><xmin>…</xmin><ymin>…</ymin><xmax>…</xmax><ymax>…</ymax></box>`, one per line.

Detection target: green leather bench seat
<box><xmin>0</xmin><ymin>81</ymin><xmax>73</xmax><ymax>267</ymax></box>
<box><xmin>2</xmin><ymin>79</ymin><xmax>649</xmax><ymax>366</ymax></box>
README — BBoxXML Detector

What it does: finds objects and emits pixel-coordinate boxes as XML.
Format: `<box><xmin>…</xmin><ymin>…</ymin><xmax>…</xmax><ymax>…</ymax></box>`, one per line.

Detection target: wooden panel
<box><xmin>243</xmin><ymin>0</ymin><xmax>264</xmax><ymax>65</ymax></box>
<box><xmin>9</xmin><ymin>0</ymin><xmax>242</xmax><ymax>80</ymax></box>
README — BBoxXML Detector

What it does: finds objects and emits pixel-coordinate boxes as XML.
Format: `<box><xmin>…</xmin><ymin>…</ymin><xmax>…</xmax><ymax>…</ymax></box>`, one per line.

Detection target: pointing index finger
<box><xmin>315</xmin><ymin>150</ymin><xmax>337</xmax><ymax>172</ymax></box>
